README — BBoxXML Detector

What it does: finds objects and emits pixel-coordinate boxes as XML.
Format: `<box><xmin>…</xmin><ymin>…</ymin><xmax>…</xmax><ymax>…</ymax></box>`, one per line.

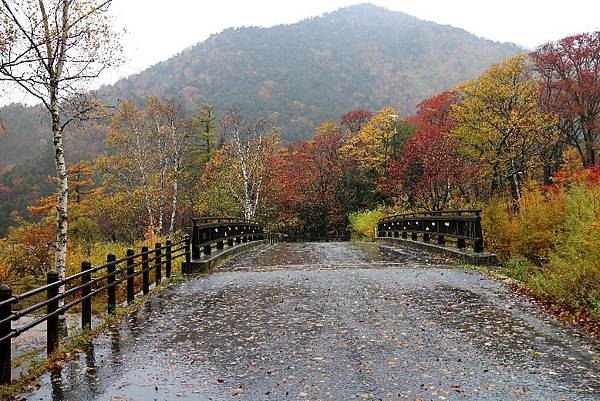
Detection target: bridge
<box><xmin>0</xmin><ymin>213</ymin><xmax>598</xmax><ymax>400</ymax></box>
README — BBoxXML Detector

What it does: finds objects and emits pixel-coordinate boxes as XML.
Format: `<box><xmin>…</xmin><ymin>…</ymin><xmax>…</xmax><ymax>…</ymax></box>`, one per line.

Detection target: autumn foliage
<box><xmin>2</xmin><ymin>30</ymin><xmax>600</xmax><ymax>320</ymax></box>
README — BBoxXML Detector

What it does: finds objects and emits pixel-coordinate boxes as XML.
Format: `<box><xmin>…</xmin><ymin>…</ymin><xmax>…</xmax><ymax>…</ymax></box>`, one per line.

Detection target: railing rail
<box><xmin>0</xmin><ymin>235</ymin><xmax>191</xmax><ymax>384</ymax></box>
<box><xmin>190</xmin><ymin>217</ymin><xmax>264</xmax><ymax>260</ymax></box>
<box><xmin>377</xmin><ymin>209</ymin><xmax>484</xmax><ymax>253</ymax></box>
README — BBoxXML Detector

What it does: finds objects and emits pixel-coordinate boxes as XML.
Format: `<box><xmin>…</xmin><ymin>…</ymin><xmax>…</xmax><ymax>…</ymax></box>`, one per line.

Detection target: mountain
<box><xmin>107</xmin><ymin>3</ymin><xmax>521</xmax><ymax>141</ymax></box>
<box><xmin>0</xmin><ymin>3</ymin><xmax>522</xmax><ymax>234</ymax></box>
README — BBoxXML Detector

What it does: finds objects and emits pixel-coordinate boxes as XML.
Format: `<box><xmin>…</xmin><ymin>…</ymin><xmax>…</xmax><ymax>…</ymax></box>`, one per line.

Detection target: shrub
<box><xmin>531</xmin><ymin>184</ymin><xmax>600</xmax><ymax>317</ymax></box>
<box><xmin>501</xmin><ymin>256</ymin><xmax>532</xmax><ymax>282</ymax></box>
<box><xmin>482</xmin><ymin>182</ymin><xmax>564</xmax><ymax>265</ymax></box>
<box><xmin>348</xmin><ymin>208</ymin><xmax>384</xmax><ymax>239</ymax></box>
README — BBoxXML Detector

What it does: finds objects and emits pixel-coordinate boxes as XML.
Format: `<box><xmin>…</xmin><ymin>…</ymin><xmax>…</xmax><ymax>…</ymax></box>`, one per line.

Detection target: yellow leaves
<box><xmin>450</xmin><ymin>55</ymin><xmax>559</xmax><ymax>190</ymax></box>
<box><xmin>342</xmin><ymin>107</ymin><xmax>399</xmax><ymax>174</ymax></box>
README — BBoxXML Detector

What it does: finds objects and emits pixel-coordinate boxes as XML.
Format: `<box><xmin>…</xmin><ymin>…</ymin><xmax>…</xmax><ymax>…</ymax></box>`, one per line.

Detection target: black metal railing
<box><xmin>377</xmin><ymin>209</ymin><xmax>484</xmax><ymax>253</ymax></box>
<box><xmin>189</xmin><ymin>217</ymin><xmax>264</xmax><ymax>259</ymax></box>
<box><xmin>0</xmin><ymin>236</ymin><xmax>191</xmax><ymax>384</ymax></box>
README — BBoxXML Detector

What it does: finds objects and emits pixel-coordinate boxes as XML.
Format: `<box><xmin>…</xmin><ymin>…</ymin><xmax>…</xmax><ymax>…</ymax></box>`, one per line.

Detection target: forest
<box><xmin>0</xmin><ymin>1</ymin><xmax>598</xmax><ymax>328</ymax></box>
<box><xmin>0</xmin><ymin>2</ymin><xmax>520</xmax><ymax>238</ymax></box>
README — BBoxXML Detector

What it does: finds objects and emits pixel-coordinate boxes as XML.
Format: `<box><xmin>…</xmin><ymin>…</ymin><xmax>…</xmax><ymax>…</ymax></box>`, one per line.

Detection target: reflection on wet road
<box><xmin>24</xmin><ymin>242</ymin><xmax>599</xmax><ymax>401</ymax></box>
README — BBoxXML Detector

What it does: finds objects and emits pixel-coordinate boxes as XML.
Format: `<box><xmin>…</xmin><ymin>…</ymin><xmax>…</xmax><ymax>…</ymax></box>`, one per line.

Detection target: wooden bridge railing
<box><xmin>190</xmin><ymin>217</ymin><xmax>264</xmax><ymax>259</ymax></box>
<box><xmin>0</xmin><ymin>236</ymin><xmax>191</xmax><ymax>384</ymax></box>
<box><xmin>377</xmin><ymin>209</ymin><xmax>484</xmax><ymax>253</ymax></box>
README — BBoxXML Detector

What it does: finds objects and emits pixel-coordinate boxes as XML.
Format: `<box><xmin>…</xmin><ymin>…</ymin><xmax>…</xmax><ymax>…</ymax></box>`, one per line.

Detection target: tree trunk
<box><xmin>168</xmin><ymin>172</ymin><xmax>178</xmax><ymax>238</ymax></box>
<box><xmin>50</xmin><ymin>92</ymin><xmax>68</xmax><ymax>335</ymax></box>
<box><xmin>50</xmin><ymin>99</ymin><xmax>68</xmax><ymax>282</ymax></box>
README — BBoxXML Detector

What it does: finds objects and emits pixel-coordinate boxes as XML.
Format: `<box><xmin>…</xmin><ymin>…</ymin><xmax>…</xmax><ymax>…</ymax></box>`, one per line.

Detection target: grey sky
<box><xmin>3</xmin><ymin>0</ymin><xmax>599</xmax><ymax>105</ymax></box>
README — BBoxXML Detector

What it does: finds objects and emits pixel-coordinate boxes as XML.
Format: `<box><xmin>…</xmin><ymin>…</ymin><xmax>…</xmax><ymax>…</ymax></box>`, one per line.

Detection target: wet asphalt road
<box><xmin>24</xmin><ymin>242</ymin><xmax>599</xmax><ymax>401</ymax></box>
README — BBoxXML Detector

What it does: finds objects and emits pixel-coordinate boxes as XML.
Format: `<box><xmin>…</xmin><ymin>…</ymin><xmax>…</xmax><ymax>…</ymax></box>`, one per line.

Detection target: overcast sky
<box><xmin>3</xmin><ymin>0</ymin><xmax>599</xmax><ymax>105</ymax></box>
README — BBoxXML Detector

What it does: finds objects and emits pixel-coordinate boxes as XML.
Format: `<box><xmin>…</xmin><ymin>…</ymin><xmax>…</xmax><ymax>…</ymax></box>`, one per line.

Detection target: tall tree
<box><xmin>192</xmin><ymin>103</ymin><xmax>218</xmax><ymax>156</ymax></box>
<box><xmin>0</xmin><ymin>0</ymin><xmax>121</xmax><ymax>285</ymax></box>
<box><xmin>342</xmin><ymin>107</ymin><xmax>402</xmax><ymax>175</ymax></box>
<box><xmin>450</xmin><ymin>55</ymin><xmax>558</xmax><ymax>201</ymax></box>
<box><xmin>220</xmin><ymin>110</ymin><xmax>280</xmax><ymax>220</ymax></box>
<box><xmin>386</xmin><ymin>92</ymin><xmax>474</xmax><ymax>210</ymax></box>
<box><xmin>102</xmin><ymin>97</ymin><xmax>192</xmax><ymax>237</ymax></box>
<box><xmin>531</xmin><ymin>32</ymin><xmax>600</xmax><ymax>167</ymax></box>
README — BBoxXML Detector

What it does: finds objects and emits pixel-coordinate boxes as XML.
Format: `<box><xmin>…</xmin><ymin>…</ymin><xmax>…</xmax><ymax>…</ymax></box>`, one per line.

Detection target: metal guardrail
<box><xmin>0</xmin><ymin>236</ymin><xmax>191</xmax><ymax>384</ymax></box>
<box><xmin>377</xmin><ymin>209</ymin><xmax>484</xmax><ymax>253</ymax></box>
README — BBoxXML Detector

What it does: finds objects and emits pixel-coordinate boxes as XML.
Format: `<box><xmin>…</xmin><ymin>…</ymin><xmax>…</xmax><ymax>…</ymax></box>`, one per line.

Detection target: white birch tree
<box><xmin>0</xmin><ymin>1</ymin><xmax>121</xmax><ymax>288</ymax></box>
<box><xmin>221</xmin><ymin>110</ymin><xmax>280</xmax><ymax>220</ymax></box>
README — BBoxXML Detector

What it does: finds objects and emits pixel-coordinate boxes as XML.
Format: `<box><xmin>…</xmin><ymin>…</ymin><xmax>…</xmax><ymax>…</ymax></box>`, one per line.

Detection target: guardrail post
<box><xmin>203</xmin><ymin>228</ymin><xmax>212</xmax><ymax>255</ymax></box>
<box><xmin>457</xmin><ymin>238</ymin><xmax>466</xmax><ymax>249</ymax></box>
<box><xmin>107</xmin><ymin>253</ymin><xmax>117</xmax><ymax>315</ymax></box>
<box><xmin>473</xmin><ymin>212</ymin><xmax>484</xmax><ymax>253</ymax></box>
<box><xmin>184</xmin><ymin>235</ymin><xmax>191</xmax><ymax>272</ymax></box>
<box><xmin>411</xmin><ymin>232</ymin><xmax>417</xmax><ymax>241</ymax></box>
<box><xmin>0</xmin><ymin>285</ymin><xmax>12</xmax><ymax>384</ymax></box>
<box><xmin>142</xmin><ymin>246</ymin><xmax>150</xmax><ymax>295</ymax></box>
<box><xmin>165</xmin><ymin>241</ymin><xmax>172</xmax><ymax>279</ymax></box>
<box><xmin>81</xmin><ymin>261</ymin><xmax>92</xmax><ymax>330</ymax></box>
<box><xmin>423</xmin><ymin>232</ymin><xmax>430</xmax><ymax>243</ymax></box>
<box><xmin>242</xmin><ymin>226</ymin><xmax>248</xmax><ymax>243</ymax></box>
<box><xmin>437</xmin><ymin>235</ymin><xmax>446</xmax><ymax>246</ymax></box>
<box><xmin>126</xmin><ymin>249</ymin><xmax>135</xmax><ymax>304</ymax></box>
<box><xmin>192</xmin><ymin>219</ymin><xmax>200</xmax><ymax>260</ymax></box>
<box><xmin>402</xmin><ymin>231</ymin><xmax>407</xmax><ymax>239</ymax></box>
<box><xmin>46</xmin><ymin>271</ymin><xmax>59</xmax><ymax>355</ymax></box>
<box><xmin>155</xmin><ymin>243</ymin><xmax>162</xmax><ymax>285</ymax></box>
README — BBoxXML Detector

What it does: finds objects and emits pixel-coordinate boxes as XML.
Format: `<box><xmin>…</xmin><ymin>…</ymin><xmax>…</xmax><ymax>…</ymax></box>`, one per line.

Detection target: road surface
<box><xmin>24</xmin><ymin>242</ymin><xmax>599</xmax><ymax>400</ymax></box>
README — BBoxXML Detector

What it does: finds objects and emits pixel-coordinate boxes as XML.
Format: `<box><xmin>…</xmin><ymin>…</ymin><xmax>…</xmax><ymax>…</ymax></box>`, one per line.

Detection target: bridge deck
<box><xmin>24</xmin><ymin>242</ymin><xmax>599</xmax><ymax>400</ymax></box>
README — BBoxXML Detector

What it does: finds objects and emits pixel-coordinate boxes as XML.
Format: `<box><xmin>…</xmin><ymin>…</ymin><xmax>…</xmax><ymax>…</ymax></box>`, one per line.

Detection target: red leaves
<box><xmin>546</xmin><ymin>164</ymin><xmax>600</xmax><ymax>193</ymax></box>
<box><xmin>531</xmin><ymin>31</ymin><xmax>600</xmax><ymax>167</ymax></box>
<box><xmin>340</xmin><ymin>109</ymin><xmax>373</xmax><ymax>135</ymax></box>
<box><xmin>270</xmin><ymin>124</ymin><xmax>356</xmax><ymax>233</ymax></box>
<box><xmin>383</xmin><ymin>92</ymin><xmax>475</xmax><ymax>210</ymax></box>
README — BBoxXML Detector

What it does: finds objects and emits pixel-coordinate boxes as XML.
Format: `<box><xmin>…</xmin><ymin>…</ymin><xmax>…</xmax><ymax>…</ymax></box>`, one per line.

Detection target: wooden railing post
<box><xmin>192</xmin><ymin>219</ymin><xmax>200</xmax><ymax>260</ymax></box>
<box><xmin>184</xmin><ymin>235</ymin><xmax>191</xmax><ymax>272</ymax></box>
<box><xmin>203</xmin><ymin>228</ymin><xmax>212</xmax><ymax>255</ymax></box>
<box><xmin>142</xmin><ymin>246</ymin><xmax>150</xmax><ymax>295</ymax></box>
<box><xmin>81</xmin><ymin>261</ymin><xmax>92</xmax><ymax>331</ymax></box>
<box><xmin>155</xmin><ymin>242</ymin><xmax>162</xmax><ymax>285</ymax></box>
<box><xmin>473</xmin><ymin>212</ymin><xmax>484</xmax><ymax>253</ymax></box>
<box><xmin>46</xmin><ymin>271</ymin><xmax>59</xmax><ymax>355</ymax></box>
<box><xmin>0</xmin><ymin>285</ymin><xmax>12</xmax><ymax>384</ymax></box>
<box><xmin>106</xmin><ymin>253</ymin><xmax>117</xmax><ymax>315</ymax></box>
<box><xmin>216</xmin><ymin>228</ymin><xmax>224</xmax><ymax>251</ymax></box>
<box><xmin>165</xmin><ymin>241</ymin><xmax>172</xmax><ymax>279</ymax></box>
<box><xmin>126</xmin><ymin>249</ymin><xmax>135</xmax><ymax>304</ymax></box>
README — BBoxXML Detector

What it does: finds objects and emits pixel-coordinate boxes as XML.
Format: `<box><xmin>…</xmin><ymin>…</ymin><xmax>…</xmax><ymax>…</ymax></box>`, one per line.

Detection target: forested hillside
<box><xmin>0</xmin><ymin>4</ymin><xmax>521</xmax><ymax>234</ymax></box>
<box><xmin>108</xmin><ymin>4</ymin><xmax>520</xmax><ymax>141</ymax></box>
